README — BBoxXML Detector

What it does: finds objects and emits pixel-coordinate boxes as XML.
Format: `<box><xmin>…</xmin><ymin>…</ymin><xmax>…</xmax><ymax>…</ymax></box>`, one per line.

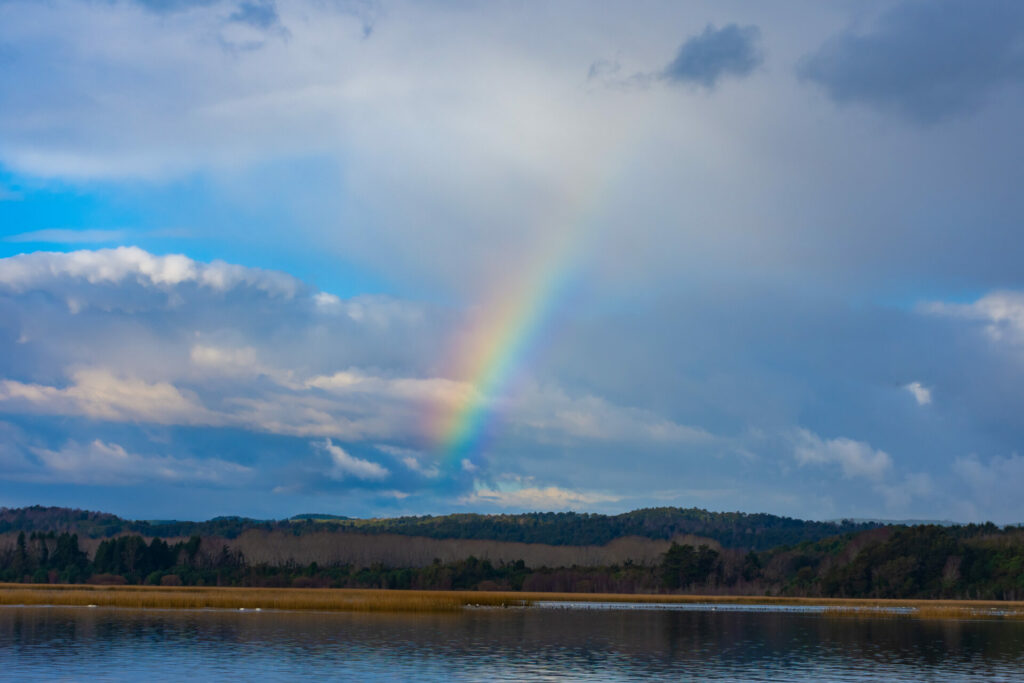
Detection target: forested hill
<box><xmin>0</xmin><ymin>506</ymin><xmax>882</xmax><ymax>550</ymax></box>
<box><xmin>318</xmin><ymin>509</ymin><xmax>883</xmax><ymax>550</ymax></box>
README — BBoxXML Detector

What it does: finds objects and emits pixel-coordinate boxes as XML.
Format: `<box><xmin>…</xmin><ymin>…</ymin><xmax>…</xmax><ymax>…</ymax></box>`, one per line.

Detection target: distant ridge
<box><xmin>0</xmin><ymin>505</ymin><xmax>885</xmax><ymax>550</ymax></box>
<box><xmin>827</xmin><ymin>518</ymin><xmax>958</xmax><ymax>527</ymax></box>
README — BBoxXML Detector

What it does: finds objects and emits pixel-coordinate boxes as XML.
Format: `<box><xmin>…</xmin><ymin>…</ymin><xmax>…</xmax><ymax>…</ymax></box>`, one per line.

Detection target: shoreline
<box><xmin>2</xmin><ymin>584</ymin><xmax>1024</xmax><ymax>619</ymax></box>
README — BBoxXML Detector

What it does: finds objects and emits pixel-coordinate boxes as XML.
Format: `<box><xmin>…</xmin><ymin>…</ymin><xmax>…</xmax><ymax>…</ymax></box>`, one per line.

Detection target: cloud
<box><xmin>798</xmin><ymin>0</ymin><xmax>1024</xmax><ymax>123</ymax></box>
<box><xmin>0</xmin><ymin>369</ymin><xmax>216</xmax><ymax>425</ymax></box>
<box><xmin>0</xmin><ymin>246</ymin><xmax>300</xmax><ymax>298</ymax></box>
<box><xmin>460</xmin><ymin>484</ymin><xmax>620</xmax><ymax>510</ymax></box>
<box><xmin>794</xmin><ymin>429</ymin><xmax>892</xmax><ymax>481</ymax></box>
<box><xmin>4</xmin><ymin>229</ymin><xmax>127</xmax><ymax>244</ymax></box>
<box><xmin>877</xmin><ymin>472</ymin><xmax>933</xmax><ymax>511</ymax></box>
<box><xmin>229</xmin><ymin>0</ymin><xmax>280</xmax><ymax>30</ymax></box>
<box><xmin>379</xmin><ymin>445</ymin><xmax>440</xmax><ymax>479</ymax></box>
<box><xmin>511</xmin><ymin>383</ymin><xmax>714</xmax><ymax>445</ymax></box>
<box><xmin>924</xmin><ymin>290</ymin><xmax>1024</xmax><ymax>344</ymax></box>
<box><xmin>31</xmin><ymin>439</ymin><xmax>251</xmax><ymax>485</ymax></box>
<box><xmin>317</xmin><ymin>438</ymin><xmax>388</xmax><ymax>481</ymax></box>
<box><xmin>952</xmin><ymin>453</ymin><xmax>1024</xmax><ymax>521</ymax></box>
<box><xmin>662</xmin><ymin>23</ymin><xmax>762</xmax><ymax>88</ymax></box>
<box><xmin>133</xmin><ymin>0</ymin><xmax>218</xmax><ymax>13</ymax></box>
<box><xmin>2</xmin><ymin>244</ymin><xmax>1021</xmax><ymax>520</ymax></box>
<box><xmin>0</xmin><ymin>246</ymin><xmax>730</xmax><ymax>513</ymax></box>
<box><xmin>904</xmin><ymin>381</ymin><xmax>931</xmax><ymax>405</ymax></box>
<box><xmin>306</xmin><ymin>370</ymin><xmax>477</xmax><ymax>408</ymax></box>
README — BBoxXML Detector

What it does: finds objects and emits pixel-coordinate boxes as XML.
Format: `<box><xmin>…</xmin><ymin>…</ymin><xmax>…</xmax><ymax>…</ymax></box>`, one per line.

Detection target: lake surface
<box><xmin>2</xmin><ymin>603</ymin><xmax>1024</xmax><ymax>681</ymax></box>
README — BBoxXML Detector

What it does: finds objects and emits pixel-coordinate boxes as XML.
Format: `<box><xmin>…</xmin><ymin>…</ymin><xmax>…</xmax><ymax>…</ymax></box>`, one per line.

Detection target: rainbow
<box><xmin>425</xmin><ymin>152</ymin><xmax>630</xmax><ymax>472</ymax></box>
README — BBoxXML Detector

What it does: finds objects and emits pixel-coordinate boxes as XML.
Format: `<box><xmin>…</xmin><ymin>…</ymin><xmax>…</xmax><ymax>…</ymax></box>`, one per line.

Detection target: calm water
<box><xmin>2</xmin><ymin>603</ymin><xmax>1024</xmax><ymax>681</ymax></box>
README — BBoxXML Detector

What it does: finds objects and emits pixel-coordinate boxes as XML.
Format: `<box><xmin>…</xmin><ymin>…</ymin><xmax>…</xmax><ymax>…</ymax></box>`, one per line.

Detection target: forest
<box><xmin>0</xmin><ymin>505</ymin><xmax>880</xmax><ymax>549</ymax></box>
<box><xmin>1</xmin><ymin>507</ymin><xmax>1023</xmax><ymax>600</ymax></box>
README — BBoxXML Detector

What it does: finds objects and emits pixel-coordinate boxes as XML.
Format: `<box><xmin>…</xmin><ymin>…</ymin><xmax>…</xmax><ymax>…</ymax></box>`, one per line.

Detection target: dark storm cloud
<box><xmin>662</xmin><ymin>23</ymin><xmax>763</xmax><ymax>88</ymax></box>
<box><xmin>798</xmin><ymin>0</ymin><xmax>1024</xmax><ymax>123</ymax></box>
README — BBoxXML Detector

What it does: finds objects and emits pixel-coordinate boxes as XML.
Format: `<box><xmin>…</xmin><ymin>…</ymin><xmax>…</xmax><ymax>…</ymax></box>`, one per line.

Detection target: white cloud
<box><xmin>925</xmin><ymin>291</ymin><xmax>1024</xmax><ymax>344</ymax></box>
<box><xmin>459</xmin><ymin>484</ymin><xmax>620</xmax><ymax>510</ymax></box>
<box><xmin>0</xmin><ymin>247</ymin><xmax>300</xmax><ymax>298</ymax></box>
<box><xmin>306</xmin><ymin>369</ymin><xmax>477</xmax><ymax>407</ymax></box>
<box><xmin>794</xmin><ymin>428</ymin><xmax>892</xmax><ymax>481</ymax></box>
<box><xmin>0</xmin><ymin>368</ymin><xmax>216</xmax><ymax>425</ymax></box>
<box><xmin>379</xmin><ymin>445</ymin><xmax>441</xmax><ymax>479</ymax></box>
<box><xmin>904</xmin><ymin>381</ymin><xmax>931</xmax><ymax>405</ymax></box>
<box><xmin>317</xmin><ymin>438</ymin><xmax>389</xmax><ymax>481</ymax></box>
<box><xmin>0</xmin><ymin>248</ymin><xmax>709</xmax><ymax>457</ymax></box>
<box><xmin>512</xmin><ymin>383</ymin><xmax>714</xmax><ymax>444</ymax></box>
<box><xmin>189</xmin><ymin>344</ymin><xmax>294</xmax><ymax>384</ymax></box>
<box><xmin>31</xmin><ymin>439</ymin><xmax>250</xmax><ymax>485</ymax></box>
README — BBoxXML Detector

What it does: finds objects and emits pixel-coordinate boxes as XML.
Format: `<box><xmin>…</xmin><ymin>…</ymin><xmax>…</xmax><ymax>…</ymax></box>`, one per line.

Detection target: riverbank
<box><xmin>2</xmin><ymin>584</ymin><xmax>1024</xmax><ymax>618</ymax></box>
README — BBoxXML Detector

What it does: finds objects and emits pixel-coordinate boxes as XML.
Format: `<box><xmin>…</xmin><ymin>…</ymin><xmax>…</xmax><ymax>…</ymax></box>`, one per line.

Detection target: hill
<box><xmin>0</xmin><ymin>505</ymin><xmax>881</xmax><ymax>550</ymax></box>
<box><xmin>5</xmin><ymin>506</ymin><xmax>1024</xmax><ymax>600</ymax></box>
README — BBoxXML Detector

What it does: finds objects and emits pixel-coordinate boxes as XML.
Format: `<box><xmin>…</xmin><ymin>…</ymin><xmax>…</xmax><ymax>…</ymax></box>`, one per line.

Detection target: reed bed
<box><xmin>512</xmin><ymin>592</ymin><xmax>1024</xmax><ymax>611</ymax></box>
<box><xmin>824</xmin><ymin>604</ymin><xmax>1024</xmax><ymax>621</ymax></box>
<box><xmin>0</xmin><ymin>585</ymin><xmax>528</xmax><ymax>613</ymax></box>
<box><xmin>2</xmin><ymin>584</ymin><xmax>1023</xmax><ymax>619</ymax></box>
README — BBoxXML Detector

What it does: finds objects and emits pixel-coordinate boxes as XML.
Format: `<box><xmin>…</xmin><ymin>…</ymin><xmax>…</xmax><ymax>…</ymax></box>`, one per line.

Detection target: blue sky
<box><xmin>2</xmin><ymin>0</ymin><xmax>1024</xmax><ymax>522</ymax></box>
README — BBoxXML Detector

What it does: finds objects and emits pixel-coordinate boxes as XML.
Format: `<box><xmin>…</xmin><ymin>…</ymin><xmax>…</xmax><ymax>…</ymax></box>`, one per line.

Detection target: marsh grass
<box><xmin>3</xmin><ymin>584</ymin><xmax>1024</xmax><ymax>619</ymax></box>
<box><xmin>0</xmin><ymin>585</ymin><xmax>529</xmax><ymax>613</ymax></box>
<box><xmin>824</xmin><ymin>603</ymin><xmax>1024</xmax><ymax>621</ymax></box>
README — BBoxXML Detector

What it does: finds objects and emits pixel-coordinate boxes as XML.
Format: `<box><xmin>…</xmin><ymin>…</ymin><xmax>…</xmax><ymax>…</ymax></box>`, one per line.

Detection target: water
<box><xmin>2</xmin><ymin>603</ymin><xmax>1023</xmax><ymax>681</ymax></box>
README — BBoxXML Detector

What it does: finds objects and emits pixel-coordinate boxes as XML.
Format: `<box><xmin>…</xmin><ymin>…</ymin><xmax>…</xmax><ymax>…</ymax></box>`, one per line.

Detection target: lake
<box><xmin>2</xmin><ymin>603</ymin><xmax>1023</xmax><ymax>681</ymax></box>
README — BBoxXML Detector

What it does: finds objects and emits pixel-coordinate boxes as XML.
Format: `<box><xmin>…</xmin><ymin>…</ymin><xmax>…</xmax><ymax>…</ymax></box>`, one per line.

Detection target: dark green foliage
<box><xmin>0</xmin><ymin>531</ymin><xmax>87</xmax><ymax>583</ymax></box>
<box><xmin>661</xmin><ymin>543</ymin><xmax>720</xmax><ymax>589</ymax></box>
<box><xmin>93</xmin><ymin>536</ymin><xmax>181</xmax><ymax>583</ymax></box>
<box><xmin>814</xmin><ymin>525</ymin><xmax>1024</xmax><ymax>600</ymax></box>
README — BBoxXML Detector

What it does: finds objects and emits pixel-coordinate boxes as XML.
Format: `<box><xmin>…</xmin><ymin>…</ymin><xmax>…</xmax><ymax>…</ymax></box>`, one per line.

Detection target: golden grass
<box><xmin>2</xmin><ymin>584</ymin><xmax>1023</xmax><ymax>619</ymax></box>
<box><xmin>823</xmin><ymin>603</ymin><xmax>1024</xmax><ymax>621</ymax></box>
<box><xmin>514</xmin><ymin>592</ymin><xmax>1024</xmax><ymax>611</ymax></box>
<box><xmin>0</xmin><ymin>585</ymin><xmax>529</xmax><ymax>613</ymax></box>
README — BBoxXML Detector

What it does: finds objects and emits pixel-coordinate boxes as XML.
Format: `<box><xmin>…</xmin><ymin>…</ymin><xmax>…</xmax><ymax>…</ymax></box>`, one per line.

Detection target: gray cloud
<box><xmin>228</xmin><ymin>0</ymin><xmax>280</xmax><ymax>30</ymax></box>
<box><xmin>798</xmin><ymin>0</ymin><xmax>1024</xmax><ymax>123</ymax></box>
<box><xmin>662</xmin><ymin>23</ymin><xmax>762</xmax><ymax>88</ymax></box>
<box><xmin>133</xmin><ymin>0</ymin><xmax>218</xmax><ymax>12</ymax></box>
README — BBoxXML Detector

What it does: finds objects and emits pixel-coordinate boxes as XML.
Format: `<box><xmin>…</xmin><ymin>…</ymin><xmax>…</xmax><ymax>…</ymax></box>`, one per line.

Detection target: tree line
<box><xmin>2</xmin><ymin>523</ymin><xmax>1024</xmax><ymax>600</ymax></box>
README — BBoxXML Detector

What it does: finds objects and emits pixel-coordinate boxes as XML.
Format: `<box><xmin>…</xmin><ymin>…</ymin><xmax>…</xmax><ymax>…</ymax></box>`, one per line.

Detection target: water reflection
<box><xmin>1</xmin><ymin>605</ymin><xmax>1023</xmax><ymax>681</ymax></box>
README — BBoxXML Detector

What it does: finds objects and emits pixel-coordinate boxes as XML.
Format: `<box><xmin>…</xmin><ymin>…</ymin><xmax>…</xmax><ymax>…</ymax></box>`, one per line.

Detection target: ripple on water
<box><xmin>0</xmin><ymin>604</ymin><xmax>1022</xmax><ymax>681</ymax></box>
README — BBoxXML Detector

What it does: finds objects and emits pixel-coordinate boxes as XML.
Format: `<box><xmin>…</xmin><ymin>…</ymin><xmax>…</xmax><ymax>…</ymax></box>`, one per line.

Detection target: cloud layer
<box><xmin>799</xmin><ymin>0</ymin><xmax>1024</xmax><ymax>123</ymax></box>
<box><xmin>1</xmin><ymin>2</ymin><xmax>1024</xmax><ymax>522</ymax></box>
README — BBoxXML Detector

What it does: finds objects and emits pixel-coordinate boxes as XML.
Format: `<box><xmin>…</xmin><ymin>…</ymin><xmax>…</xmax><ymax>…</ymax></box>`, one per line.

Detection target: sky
<box><xmin>1</xmin><ymin>0</ymin><xmax>1024</xmax><ymax>523</ymax></box>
